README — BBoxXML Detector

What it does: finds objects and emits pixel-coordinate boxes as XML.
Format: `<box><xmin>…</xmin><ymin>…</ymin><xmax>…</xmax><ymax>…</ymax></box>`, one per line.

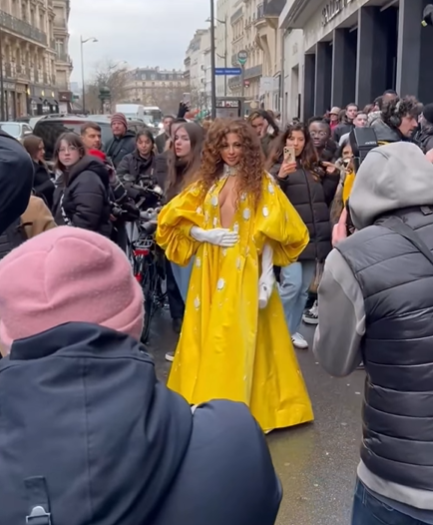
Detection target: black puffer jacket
<box><xmin>104</xmin><ymin>130</ymin><xmax>136</xmax><ymax>168</ymax></box>
<box><xmin>117</xmin><ymin>151</ymin><xmax>163</xmax><ymax>201</ymax></box>
<box><xmin>33</xmin><ymin>161</ymin><xmax>55</xmax><ymax>210</ymax></box>
<box><xmin>332</xmin><ymin>121</ymin><xmax>353</xmax><ymax>143</ymax></box>
<box><xmin>272</xmin><ymin>160</ymin><xmax>338</xmax><ymax>261</ymax></box>
<box><xmin>54</xmin><ymin>156</ymin><xmax>112</xmax><ymax>237</ymax></box>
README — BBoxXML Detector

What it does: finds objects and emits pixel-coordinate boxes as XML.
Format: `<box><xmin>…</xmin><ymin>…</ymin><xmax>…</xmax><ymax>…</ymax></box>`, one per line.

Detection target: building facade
<box><xmin>184</xmin><ymin>29</ymin><xmax>212</xmax><ymax>113</ymax></box>
<box><xmin>0</xmin><ymin>0</ymin><xmax>61</xmax><ymax>118</ymax></box>
<box><xmin>280</xmin><ymin>0</ymin><xmax>433</xmax><ymax>121</ymax></box>
<box><xmin>216</xmin><ymin>0</ymin><xmax>233</xmax><ymax>97</ymax></box>
<box><xmin>124</xmin><ymin>67</ymin><xmax>189</xmax><ymax>115</ymax></box>
<box><xmin>52</xmin><ymin>0</ymin><xmax>73</xmax><ymax>112</ymax></box>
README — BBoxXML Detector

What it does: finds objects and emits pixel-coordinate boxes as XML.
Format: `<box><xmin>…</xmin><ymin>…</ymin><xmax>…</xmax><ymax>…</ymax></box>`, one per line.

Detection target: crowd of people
<box><xmin>0</xmin><ymin>88</ymin><xmax>432</xmax><ymax>524</ymax></box>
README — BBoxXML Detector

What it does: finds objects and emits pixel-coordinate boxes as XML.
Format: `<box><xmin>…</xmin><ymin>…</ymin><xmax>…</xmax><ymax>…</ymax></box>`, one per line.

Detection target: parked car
<box><xmin>0</xmin><ymin>122</ymin><xmax>33</xmax><ymax>142</ymax></box>
<box><xmin>33</xmin><ymin>115</ymin><xmax>114</xmax><ymax>161</ymax></box>
<box><xmin>33</xmin><ymin>115</ymin><xmax>146</xmax><ymax>161</ymax></box>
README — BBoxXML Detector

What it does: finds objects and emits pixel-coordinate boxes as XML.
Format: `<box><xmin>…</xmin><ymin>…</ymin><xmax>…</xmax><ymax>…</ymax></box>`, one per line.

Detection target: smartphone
<box><xmin>284</xmin><ymin>146</ymin><xmax>295</xmax><ymax>163</ymax></box>
<box><xmin>343</xmin><ymin>158</ymin><xmax>351</xmax><ymax>169</ymax></box>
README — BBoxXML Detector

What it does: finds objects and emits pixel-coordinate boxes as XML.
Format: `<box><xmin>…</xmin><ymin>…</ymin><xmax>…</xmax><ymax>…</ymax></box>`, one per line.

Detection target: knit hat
<box><xmin>423</xmin><ymin>103</ymin><xmax>433</xmax><ymax>125</ymax></box>
<box><xmin>111</xmin><ymin>112</ymin><xmax>128</xmax><ymax>129</ymax></box>
<box><xmin>0</xmin><ymin>226</ymin><xmax>144</xmax><ymax>350</ymax></box>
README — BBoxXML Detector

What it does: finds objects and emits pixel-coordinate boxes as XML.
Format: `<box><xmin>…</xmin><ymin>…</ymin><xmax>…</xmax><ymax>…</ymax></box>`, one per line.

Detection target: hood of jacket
<box><xmin>68</xmin><ymin>155</ymin><xmax>109</xmax><ymax>186</ymax></box>
<box><xmin>0</xmin><ymin>322</ymin><xmax>193</xmax><ymax>524</ymax></box>
<box><xmin>371</xmin><ymin>118</ymin><xmax>402</xmax><ymax>143</ymax></box>
<box><xmin>0</xmin><ymin>131</ymin><xmax>33</xmax><ymax>234</ymax></box>
<box><xmin>114</xmin><ymin>129</ymin><xmax>136</xmax><ymax>141</ymax></box>
<box><xmin>349</xmin><ymin>142</ymin><xmax>433</xmax><ymax>230</ymax></box>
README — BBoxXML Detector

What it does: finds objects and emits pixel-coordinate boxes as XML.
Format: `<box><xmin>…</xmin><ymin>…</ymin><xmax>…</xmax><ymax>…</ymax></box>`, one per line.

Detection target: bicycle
<box><xmin>128</xmin><ymin>205</ymin><xmax>166</xmax><ymax>345</ymax></box>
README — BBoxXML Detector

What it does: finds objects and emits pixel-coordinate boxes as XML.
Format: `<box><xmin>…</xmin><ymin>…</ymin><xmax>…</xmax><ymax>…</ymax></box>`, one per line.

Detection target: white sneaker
<box><xmin>292</xmin><ymin>332</ymin><xmax>309</xmax><ymax>350</ymax></box>
<box><xmin>303</xmin><ymin>301</ymin><xmax>319</xmax><ymax>325</ymax></box>
<box><xmin>165</xmin><ymin>352</ymin><xmax>175</xmax><ymax>362</ymax></box>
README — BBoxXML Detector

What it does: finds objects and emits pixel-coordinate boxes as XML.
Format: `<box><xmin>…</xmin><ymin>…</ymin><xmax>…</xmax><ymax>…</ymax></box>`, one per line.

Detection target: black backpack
<box><xmin>0</xmin><ymin>216</ymin><xmax>27</xmax><ymax>261</ymax></box>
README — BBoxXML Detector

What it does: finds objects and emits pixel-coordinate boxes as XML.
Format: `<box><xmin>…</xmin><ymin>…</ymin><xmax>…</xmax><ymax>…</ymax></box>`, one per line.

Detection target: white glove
<box><xmin>191</xmin><ymin>226</ymin><xmax>239</xmax><ymax>247</ymax></box>
<box><xmin>258</xmin><ymin>243</ymin><xmax>275</xmax><ymax>309</ymax></box>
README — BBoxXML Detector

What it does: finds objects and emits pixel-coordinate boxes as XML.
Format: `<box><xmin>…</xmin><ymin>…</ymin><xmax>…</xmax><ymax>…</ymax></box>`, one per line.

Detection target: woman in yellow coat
<box><xmin>156</xmin><ymin>119</ymin><xmax>313</xmax><ymax>432</ymax></box>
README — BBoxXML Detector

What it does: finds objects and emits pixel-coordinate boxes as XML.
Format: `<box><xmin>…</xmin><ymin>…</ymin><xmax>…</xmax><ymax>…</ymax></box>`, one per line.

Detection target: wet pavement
<box><xmin>148</xmin><ymin>310</ymin><xmax>364</xmax><ymax>525</ymax></box>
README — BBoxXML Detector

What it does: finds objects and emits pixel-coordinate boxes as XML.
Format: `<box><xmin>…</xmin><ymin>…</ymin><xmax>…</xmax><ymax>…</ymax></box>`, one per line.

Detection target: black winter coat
<box><xmin>104</xmin><ymin>130</ymin><xmax>136</xmax><ymax>168</ymax></box>
<box><xmin>53</xmin><ymin>156</ymin><xmax>112</xmax><ymax>237</ymax></box>
<box><xmin>33</xmin><ymin>161</ymin><xmax>55</xmax><ymax>210</ymax></box>
<box><xmin>155</xmin><ymin>132</ymin><xmax>169</xmax><ymax>154</ymax></box>
<box><xmin>0</xmin><ymin>322</ymin><xmax>282</xmax><ymax>525</ymax></box>
<box><xmin>332</xmin><ymin>122</ymin><xmax>353</xmax><ymax>143</ymax></box>
<box><xmin>117</xmin><ymin>151</ymin><xmax>163</xmax><ymax>201</ymax></box>
<box><xmin>272</xmin><ymin>160</ymin><xmax>338</xmax><ymax>261</ymax></box>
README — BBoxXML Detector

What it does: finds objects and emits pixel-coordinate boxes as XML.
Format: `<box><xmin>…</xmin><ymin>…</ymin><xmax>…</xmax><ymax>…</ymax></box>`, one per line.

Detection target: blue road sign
<box><xmin>214</xmin><ymin>67</ymin><xmax>242</xmax><ymax>76</ymax></box>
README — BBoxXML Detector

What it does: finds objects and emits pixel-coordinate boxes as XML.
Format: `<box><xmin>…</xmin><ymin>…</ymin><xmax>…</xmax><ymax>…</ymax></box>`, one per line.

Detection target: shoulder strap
<box><xmin>25</xmin><ymin>476</ymin><xmax>52</xmax><ymax>524</ymax></box>
<box><xmin>378</xmin><ymin>215</ymin><xmax>433</xmax><ymax>266</ymax></box>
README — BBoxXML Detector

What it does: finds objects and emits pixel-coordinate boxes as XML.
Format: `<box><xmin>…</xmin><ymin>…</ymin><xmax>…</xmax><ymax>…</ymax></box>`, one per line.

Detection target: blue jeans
<box><xmin>171</xmin><ymin>259</ymin><xmax>194</xmax><ymax>303</ymax></box>
<box><xmin>279</xmin><ymin>261</ymin><xmax>316</xmax><ymax>335</ymax></box>
<box><xmin>351</xmin><ymin>479</ymin><xmax>428</xmax><ymax>525</ymax></box>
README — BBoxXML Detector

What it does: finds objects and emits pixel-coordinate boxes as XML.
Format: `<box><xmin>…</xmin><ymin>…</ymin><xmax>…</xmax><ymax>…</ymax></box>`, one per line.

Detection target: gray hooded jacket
<box><xmin>313</xmin><ymin>143</ymin><xmax>433</xmax><ymax>516</ymax></box>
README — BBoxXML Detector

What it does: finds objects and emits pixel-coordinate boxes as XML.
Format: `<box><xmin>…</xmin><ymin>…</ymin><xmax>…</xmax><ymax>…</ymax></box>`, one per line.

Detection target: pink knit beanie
<box><xmin>0</xmin><ymin>226</ymin><xmax>144</xmax><ymax>349</ymax></box>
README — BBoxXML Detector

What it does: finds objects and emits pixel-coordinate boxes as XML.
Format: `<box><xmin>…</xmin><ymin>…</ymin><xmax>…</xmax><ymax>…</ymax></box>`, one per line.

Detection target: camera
<box><xmin>349</xmin><ymin>127</ymin><xmax>378</xmax><ymax>172</ymax></box>
<box><xmin>422</xmin><ymin>5</ymin><xmax>433</xmax><ymax>26</ymax></box>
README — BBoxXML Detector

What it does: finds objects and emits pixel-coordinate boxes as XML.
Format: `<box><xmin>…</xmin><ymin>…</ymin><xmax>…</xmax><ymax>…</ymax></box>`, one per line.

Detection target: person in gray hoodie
<box><xmin>314</xmin><ymin>142</ymin><xmax>433</xmax><ymax>525</ymax></box>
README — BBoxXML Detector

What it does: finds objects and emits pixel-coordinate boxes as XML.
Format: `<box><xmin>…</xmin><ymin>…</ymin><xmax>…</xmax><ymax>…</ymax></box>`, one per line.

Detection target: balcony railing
<box><xmin>0</xmin><ymin>9</ymin><xmax>47</xmax><ymax>44</ymax></box>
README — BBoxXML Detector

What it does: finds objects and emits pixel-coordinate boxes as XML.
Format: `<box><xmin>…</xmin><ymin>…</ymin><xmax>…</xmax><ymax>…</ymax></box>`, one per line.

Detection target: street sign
<box><xmin>214</xmin><ymin>67</ymin><xmax>242</xmax><ymax>76</ymax></box>
<box><xmin>237</xmin><ymin>50</ymin><xmax>248</xmax><ymax>65</ymax></box>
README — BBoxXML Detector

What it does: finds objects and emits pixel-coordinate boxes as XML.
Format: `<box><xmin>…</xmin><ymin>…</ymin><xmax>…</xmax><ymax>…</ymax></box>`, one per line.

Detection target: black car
<box><xmin>33</xmin><ymin>115</ymin><xmax>114</xmax><ymax>161</ymax></box>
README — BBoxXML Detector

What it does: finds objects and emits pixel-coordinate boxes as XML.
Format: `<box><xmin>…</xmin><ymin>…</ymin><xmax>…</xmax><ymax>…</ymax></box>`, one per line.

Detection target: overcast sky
<box><xmin>69</xmin><ymin>0</ymin><xmax>210</xmax><ymax>83</ymax></box>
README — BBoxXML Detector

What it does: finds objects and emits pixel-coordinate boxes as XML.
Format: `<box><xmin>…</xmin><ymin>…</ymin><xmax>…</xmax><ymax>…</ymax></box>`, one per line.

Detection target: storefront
<box><xmin>280</xmin><ymin>0</ymin><xmax>433</xmax><ymax>120</ymax></box>
<box><xmin>28</xmin><ymin>85</ymin><xmax>59</xmax><ymax>116</ymax></box>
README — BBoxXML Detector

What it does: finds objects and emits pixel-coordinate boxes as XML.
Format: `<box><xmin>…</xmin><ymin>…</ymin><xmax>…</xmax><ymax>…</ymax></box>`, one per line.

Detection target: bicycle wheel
<box><xmin>140</xmin><ymin>257</ymin><xmax>159</xmax><ymax>344</ymax></box>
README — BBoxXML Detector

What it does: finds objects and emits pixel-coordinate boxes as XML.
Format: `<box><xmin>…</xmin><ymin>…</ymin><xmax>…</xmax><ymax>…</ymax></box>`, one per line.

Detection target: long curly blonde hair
<box><xmin>197</xmin><ymin>119</ymin><xmax>264</xmax><ymax>206</ymax></box>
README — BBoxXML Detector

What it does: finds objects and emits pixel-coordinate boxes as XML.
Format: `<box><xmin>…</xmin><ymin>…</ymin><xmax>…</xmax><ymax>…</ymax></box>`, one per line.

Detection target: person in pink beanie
<box><xmin>0</xmin><ymin>227</ymin><xmax>281</xmax><ymax>525</ymax></box>
<box><xmin>0</xmin><ymin>226</ymin><xmax>144</xmax><ymax>352</ymax></box>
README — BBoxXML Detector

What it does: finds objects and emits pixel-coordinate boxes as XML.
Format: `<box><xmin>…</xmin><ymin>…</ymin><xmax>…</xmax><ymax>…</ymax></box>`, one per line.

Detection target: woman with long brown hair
<box><xmin>23</xmin><ymin>134</ymin><xmax>55</xmax><ymax>210</ymax></box>
<box><xmin>157</xmin><ymin>118</ymin><xmax>313</xmax><ymax>432</ymax></box>
<box><xmin>267</xmin><ymin>123</ymin><xmax>338</xmax><ymax>350</ymax></box>
<box><xmin>162</xmin><ymin>122</ymin><xmax>204</xmax><ymax>357</ymax></box>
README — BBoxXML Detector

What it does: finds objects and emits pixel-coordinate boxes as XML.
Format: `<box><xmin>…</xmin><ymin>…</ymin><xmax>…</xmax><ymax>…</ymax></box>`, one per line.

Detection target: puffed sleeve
<box><xmin>255</xmin><ymin>174</ymin><xmax>309</xmax><ymax>267</ymax></box>
<box><xmin>156</xmin><ymin>182</ymin><xmax>205</xmax><ymax>266</ymax></box>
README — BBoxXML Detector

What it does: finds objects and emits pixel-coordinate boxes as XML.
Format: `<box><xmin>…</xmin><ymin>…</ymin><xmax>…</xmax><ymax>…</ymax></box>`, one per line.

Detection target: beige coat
<box><xmin>21</xmin><ymin>195</ymin><xmax>56</xmax><ymax>239</ymax></box>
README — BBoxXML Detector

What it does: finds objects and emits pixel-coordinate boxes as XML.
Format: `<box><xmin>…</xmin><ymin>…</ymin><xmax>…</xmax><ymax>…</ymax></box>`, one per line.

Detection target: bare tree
<box><xmin>84</xmin><ymin>59</ymin><xmax>128</xmax><ymax>113</ymax></box>
<box><xmin>138</xmin><ymin>84</ymin><xmax>185</xmax><ymax>115</ymax></box>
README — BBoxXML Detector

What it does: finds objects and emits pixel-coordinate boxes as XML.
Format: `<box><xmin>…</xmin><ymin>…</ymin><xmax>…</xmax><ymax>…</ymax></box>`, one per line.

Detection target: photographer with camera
<box><xmin>372</xmin><ymin>96</ymin><xmax>420</xmax><ymax>144</ymax></box>
<box><xmin>314</xmin><ymin>142</ymin><xmax>433</xmax><ymax>525</ymax></box>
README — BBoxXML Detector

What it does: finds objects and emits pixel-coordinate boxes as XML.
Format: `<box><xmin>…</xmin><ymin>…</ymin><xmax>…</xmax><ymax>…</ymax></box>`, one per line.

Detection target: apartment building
<box><xmin>184</xmin><ymin>29</ymin><xmax>212</xmax><ymax>112</ymax></box>
<box><xmin>280</xmin><ymin>0</ymin><xmax>431</xmax><ymax>121</ymax></box>
<box><xmin>52</xmin><ymin>0</ymin><xmax>73</xmax><ymax>111</ymax></box>
<box><xmin>124</xmin><ymin>67</ymin><xmax>189</xmax><ymax>115</ymax></box>
<box><xmin>0</xmin><ymin>0</ymin><xmax>61</xmax><ymax>118</ymax></box>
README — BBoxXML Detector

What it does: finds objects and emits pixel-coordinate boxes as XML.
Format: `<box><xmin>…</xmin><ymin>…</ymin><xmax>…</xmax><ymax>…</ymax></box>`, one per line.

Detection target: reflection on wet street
<box><xmin>150</xmin><ymin>310</ymin><xmax>364</xmax><ymax>525</ymax></box>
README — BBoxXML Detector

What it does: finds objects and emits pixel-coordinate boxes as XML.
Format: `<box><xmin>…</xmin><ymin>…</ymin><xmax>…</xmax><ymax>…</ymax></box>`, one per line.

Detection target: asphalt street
<box><xmin>148</xmin><ymin>310</ymin><xmax>365</xmax><ymax>525</ymax></box>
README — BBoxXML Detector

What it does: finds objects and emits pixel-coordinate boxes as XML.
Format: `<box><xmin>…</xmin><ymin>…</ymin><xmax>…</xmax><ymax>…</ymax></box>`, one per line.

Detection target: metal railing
<box><xmin>0</xmin><ymin>9</ymin><xmax>47</xmax><ymax>44</ymax></box>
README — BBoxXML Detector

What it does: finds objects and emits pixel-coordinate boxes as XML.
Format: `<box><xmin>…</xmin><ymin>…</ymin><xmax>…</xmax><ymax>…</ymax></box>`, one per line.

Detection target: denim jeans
<box><xmin>171</xmin><ymin>258</ymin><xmax>194</xmax><ymax>303</ymax></box>
<box><xmin>279</xmin><ymin>260</ymin><xmax>316</xmax><ymax>335</ymax></box>
<box><xmin>351</xmin><ymin>478</ymin><xmax>429</xmax><ymax>525</ymax></box>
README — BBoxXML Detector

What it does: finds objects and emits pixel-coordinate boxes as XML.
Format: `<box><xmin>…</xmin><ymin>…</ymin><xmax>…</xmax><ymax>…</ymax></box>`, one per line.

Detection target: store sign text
<box><xmin>322</xmin><ymin>0</ymin><xmax>354</xmax><ymax>26</ymax></box>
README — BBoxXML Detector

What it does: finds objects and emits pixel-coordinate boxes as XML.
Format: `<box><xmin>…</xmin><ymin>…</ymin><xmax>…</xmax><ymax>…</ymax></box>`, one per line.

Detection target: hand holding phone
<box><xmin>284</xmin><ymin>146</ymin><xmax>295</xmax><ymax>163</ymax></box>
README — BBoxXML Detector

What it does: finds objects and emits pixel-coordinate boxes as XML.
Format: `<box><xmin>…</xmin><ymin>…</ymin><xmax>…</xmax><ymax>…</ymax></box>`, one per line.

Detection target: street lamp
<box><xmin>80</xmin><ymin>35</ymin><xmax>98</xmax><ymax>114</ymax></box>
<box><xmin>209</xmin><ymin>0</ymin><xmax>217</xmax><ymax>119</ymax></box>
<box><xmin>207</xmin><ymin>16</ymin><xmax>228</xmax><ymax>98</ymax></box>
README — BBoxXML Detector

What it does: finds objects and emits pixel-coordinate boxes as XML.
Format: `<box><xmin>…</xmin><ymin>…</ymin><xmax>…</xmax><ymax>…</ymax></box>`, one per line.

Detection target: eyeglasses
<box><xmin>310</xmin><ymin>130</ymin><xmax>328</xmax><ymax>137</ymax></box>
<box><xmin>59</xmin><ymin>145</ymin><xmax>78</xmax><ymax>153</ymax></box>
